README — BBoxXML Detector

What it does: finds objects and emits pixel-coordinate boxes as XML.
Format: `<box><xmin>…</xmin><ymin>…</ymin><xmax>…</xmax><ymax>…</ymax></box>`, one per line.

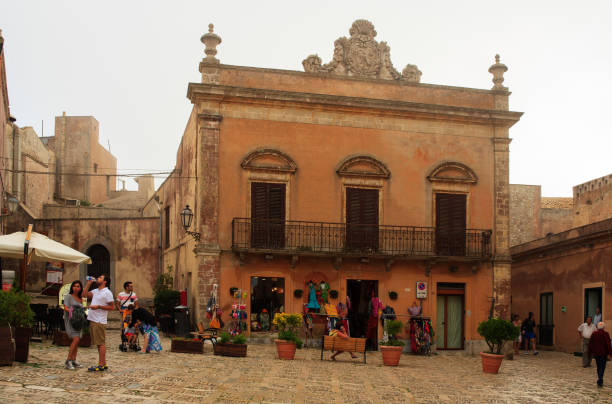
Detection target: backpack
<box><xmin>70</xmin><ymin>306</ymin><xmax>88</xmax><ymax>331</ymax></box>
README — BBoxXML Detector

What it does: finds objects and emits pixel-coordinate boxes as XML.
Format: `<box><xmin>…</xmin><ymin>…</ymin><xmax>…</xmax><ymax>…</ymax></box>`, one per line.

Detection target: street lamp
<box><xmin>180</xmin><ymin>205</ymin><xmax>200</xmax><ymax>242</ymax></box>
<box><xmin>1</xmin><ymin>194</ymin><xmax>19</xmax><ymax>216</ymax></box>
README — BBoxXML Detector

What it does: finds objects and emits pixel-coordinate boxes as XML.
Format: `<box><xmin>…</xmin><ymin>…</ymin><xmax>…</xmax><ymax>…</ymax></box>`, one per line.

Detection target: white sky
<box><xmin>1</xmin><ymin>0</ymin><xmax>611</xmax><ymax>196</ymax></box>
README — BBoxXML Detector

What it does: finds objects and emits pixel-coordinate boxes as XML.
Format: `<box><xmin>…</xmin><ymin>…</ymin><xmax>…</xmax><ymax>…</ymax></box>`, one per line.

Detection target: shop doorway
<box><xmin>250</xmin><ymin>277</ymin><xmax>285</xmax><ymax>332</ymax></box>
<box><xmin>584</xmin><ymin>287</ymin><xmax>602</xmax><ymax>322</ymax></box>
<box><xmin>539</xmin><ymin>292</ymin><xmax>554</xmax><ymax>346</ymax></box>
<box><xmin>346</xmin><ymin>279</ymin><xmax>379</xmax><ymax>349</ymax></box>
<box><xmin>436</xmin><ymin>282</ymin><xmax>464</xmax><ymax>350</ymax></box>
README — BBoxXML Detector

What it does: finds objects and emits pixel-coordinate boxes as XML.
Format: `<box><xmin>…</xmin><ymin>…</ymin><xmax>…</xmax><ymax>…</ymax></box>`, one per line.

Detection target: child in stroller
<box><xmin>119</xmin><ymin>305</ymin><xmax>141</xmax><ymax>352</ymax></box>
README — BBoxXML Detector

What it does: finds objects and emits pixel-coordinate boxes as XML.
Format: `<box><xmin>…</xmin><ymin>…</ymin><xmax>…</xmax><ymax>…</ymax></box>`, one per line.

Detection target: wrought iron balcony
<box><xmin>232</xmin><ymin>218</ymin><xmax>492</xmax><ymax>260</ymax></box>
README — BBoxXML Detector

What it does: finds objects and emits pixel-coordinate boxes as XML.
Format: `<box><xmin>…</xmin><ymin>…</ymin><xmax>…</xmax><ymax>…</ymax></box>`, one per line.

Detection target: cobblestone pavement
<box><xmin>1</xmin><ymin>333</ymin><xmax>611</xmax><ymax>403</ymax></box>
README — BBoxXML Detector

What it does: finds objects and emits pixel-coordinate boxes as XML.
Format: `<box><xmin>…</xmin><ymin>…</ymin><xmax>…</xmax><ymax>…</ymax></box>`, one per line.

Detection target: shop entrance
<box><xmin>346</xmin><ymin>279</ymin><xmax>379</xmax><ymax>349</ymax></box>
<box><xmin>435</xmin><ymin>282</ymin><xmax>465</xmax><ymax>350</ymax></box>
<box><xmin>250</xmin><ymin>277</ymin><xmax>285</xmax><ymax>332</ymax></box>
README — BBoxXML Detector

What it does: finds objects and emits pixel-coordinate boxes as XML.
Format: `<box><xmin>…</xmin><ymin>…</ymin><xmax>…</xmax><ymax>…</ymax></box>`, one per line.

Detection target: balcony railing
<box><xmin>232</xmin><ymin>218</ymin><xmax>492</xmax><ymax>259</ymax></box>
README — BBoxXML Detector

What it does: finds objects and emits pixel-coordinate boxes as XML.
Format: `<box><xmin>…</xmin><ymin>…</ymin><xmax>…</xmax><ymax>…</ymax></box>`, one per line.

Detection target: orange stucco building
<box><xmin>151</xmin><ymin>20</ymin><xmax>522</xmax><ymax>352</ymax></box>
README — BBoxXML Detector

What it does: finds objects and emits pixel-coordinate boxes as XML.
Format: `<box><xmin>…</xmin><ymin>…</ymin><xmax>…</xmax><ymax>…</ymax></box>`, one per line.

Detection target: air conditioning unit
<box><xmin>65</xmin><ymin>199</ymin><xmax>80</xmax><ymax>207</ymax></box>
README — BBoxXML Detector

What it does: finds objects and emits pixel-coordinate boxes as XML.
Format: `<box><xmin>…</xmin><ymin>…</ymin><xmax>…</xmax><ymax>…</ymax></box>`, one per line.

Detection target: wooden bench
<box><xmin>320</xmin><ymin>335</ymin><xmax>367</xmax><ymax>363</ymax></box>
<box><xmin>190</xmin><ymin>322</ymin><xmax>219</xmax><ymax>346</ymax></box>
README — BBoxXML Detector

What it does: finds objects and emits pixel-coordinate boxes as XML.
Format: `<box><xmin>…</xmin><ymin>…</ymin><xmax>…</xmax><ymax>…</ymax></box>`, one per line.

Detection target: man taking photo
<box><xmin>84</xmin><ymin>274</ymin><xmax>114</xmax><ymax>372</ymax></box>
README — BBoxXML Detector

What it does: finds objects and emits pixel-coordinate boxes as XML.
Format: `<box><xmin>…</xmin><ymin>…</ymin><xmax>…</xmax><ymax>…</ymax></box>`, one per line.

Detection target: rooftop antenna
<box><xmin>41</xmin><ymin>120</ymin><xmax>44</xmax><ymax>137</ymax></box>
<box><xmin>107</xmin><ymin>140</ymin><xmax>111</xmax><ymax>153</ymax></box>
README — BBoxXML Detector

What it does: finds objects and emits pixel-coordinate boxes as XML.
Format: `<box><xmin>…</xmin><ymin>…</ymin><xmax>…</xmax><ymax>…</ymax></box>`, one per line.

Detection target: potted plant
<box><xmin>79</xmin><ymin>321</ymin><xmax>91</xmax><ymax>347</ymax></box>
<box><xmin>272</xmin><ymin>313</ymin><xmax>303</xmax><ymax>360</ymax></box>
<box><xmin>0</xmin><ymin>289</ymin><xmax>35</xmax><ymax>363</ymax></box>
<box><xmin>213</xmin><ymin>332</ymin><xmax>248</xmax><ymax>357</ymax></box>
<box><xmin>388</xmin><ymin>291</ymin><xmax>398</xmax><ymax>300</ymax></box>
<box><xmin>477</xmin><ymin>318</ymin><xmax>520</xmax><ymax>374</ymax></box>
<box><xmin>329</xmin><ymin>290</ymin><xmax>339</xmax><ymax>299</ymax></box>
<box><xmin>380</xmin><ymin>319</ymin><xmax>405</xmax><ymax>366</ymax></box>
<box><xmin>0</xmin><ymin>290</ymin><xmax>16</xmax><ymax>365</ymax></box>
<box><xmin>171</xmin><ymin>337</ymin><xmax>204</xmax><ymax>354</ymax></box>
<box><xmin>293</xmin><ymin>289</ymin><xmax>303</xmax><ymax>298</ymax></box>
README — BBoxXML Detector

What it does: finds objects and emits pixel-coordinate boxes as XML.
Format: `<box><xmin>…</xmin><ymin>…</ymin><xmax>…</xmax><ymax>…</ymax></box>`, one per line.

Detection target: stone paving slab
<box><xmin>0</xmin><ymin>333</ymin><xmax>611</xmax><ymax>403</ymax></box>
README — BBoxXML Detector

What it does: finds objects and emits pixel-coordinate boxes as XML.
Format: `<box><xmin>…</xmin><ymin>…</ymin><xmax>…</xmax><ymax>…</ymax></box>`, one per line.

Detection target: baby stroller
<box><xmin>119</xmin><ymin>305</ymin><xmax>141</xmax><ymax>352</ymax></box>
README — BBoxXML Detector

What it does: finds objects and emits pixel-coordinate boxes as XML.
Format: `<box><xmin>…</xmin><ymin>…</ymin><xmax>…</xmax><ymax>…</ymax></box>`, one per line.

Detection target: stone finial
<box><xmin>488</xmin><ymin>54</ymin><xmax>508</xmax><ymax>91</ymax></box>
<box><xmin>201</xmin><ymin>23</ymin><xmax>222</xmax><ymax>65</ymax></box>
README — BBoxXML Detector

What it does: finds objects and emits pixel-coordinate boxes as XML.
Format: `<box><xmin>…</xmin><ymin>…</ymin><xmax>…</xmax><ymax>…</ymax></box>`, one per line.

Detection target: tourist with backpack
<box><xmin>62</xmin><ymin>280</ymin><xmax>87</xmax><ymax>369</ymax></box>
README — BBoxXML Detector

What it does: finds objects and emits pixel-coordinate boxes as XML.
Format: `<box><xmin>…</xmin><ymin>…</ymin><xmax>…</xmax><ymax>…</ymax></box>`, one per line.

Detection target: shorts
<box><xmin>90</xmin><ymin>321</ymin><xmax>106</xmax><ymax>346</ymax></box>
<box><xmin>524</xmin><ymin>331</ymin><xmax>535</xmax><ymax>340</ymax></box>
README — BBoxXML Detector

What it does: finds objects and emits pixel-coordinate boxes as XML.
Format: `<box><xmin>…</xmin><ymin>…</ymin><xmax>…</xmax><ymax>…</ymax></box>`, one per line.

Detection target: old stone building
<box><xmin>152</xmin><ymin>20</ymin><xmax>522</xmax><ymax>351</ymax></box>
<box><xmin>0</xmin><ymin>30</ymin><xmax>11</xmax><ymax>232</ymax></box>
<box><xmin>510</xmin><ymin>175</ymin><xmax>612</xmax><ymax>352</ymax></box>
<box><xmin>1</xmin><ymin>110</ymin><xmax>160</xmax><ymax>301</ymax></box>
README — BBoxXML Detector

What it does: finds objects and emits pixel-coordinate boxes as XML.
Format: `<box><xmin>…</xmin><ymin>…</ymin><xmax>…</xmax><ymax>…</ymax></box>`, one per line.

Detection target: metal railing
<box><xmin>232</xmin><ymin>218</ymin><xmax>492</xmax><ymax>259</ymax></box>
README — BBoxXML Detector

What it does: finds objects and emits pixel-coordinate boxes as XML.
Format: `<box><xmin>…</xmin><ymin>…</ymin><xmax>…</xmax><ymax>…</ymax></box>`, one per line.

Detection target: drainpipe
<box><xmin>156</xmin><ymin>196</ymin><xmax>163</xmax><ymax>276</ymax></box>
<box><xmin>10</xmin><ymin>116</ymin><xmax>20</xmax><ymax>201</ymax></box>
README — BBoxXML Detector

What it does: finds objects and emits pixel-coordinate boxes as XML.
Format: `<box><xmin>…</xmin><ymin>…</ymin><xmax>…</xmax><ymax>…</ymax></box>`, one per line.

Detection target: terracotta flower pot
<box><xmin>275</xmin><ymin>339</ymin><xmax>297</xmax><ymax>360</ymax></box>
<box><xmin>380</xmin><ymin>345</ymin><xmax>403</xmax><ymax>366</ymax></box>
<box><xmin>480</xmin><ymin>352</ymin><xmax>504</xmax><ymax>374</ymax></box>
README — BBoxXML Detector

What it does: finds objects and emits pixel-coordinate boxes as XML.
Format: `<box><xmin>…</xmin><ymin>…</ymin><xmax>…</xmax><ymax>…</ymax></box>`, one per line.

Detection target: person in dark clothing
<box><xmin>521</xmin><ymin>312</ymin><xmax>538</xmax><ymax>355</ymax></box>
<box><xmin>588</xmin><ymin>322</ymin><xmax>612</xmax><ymax>388</ymax></box>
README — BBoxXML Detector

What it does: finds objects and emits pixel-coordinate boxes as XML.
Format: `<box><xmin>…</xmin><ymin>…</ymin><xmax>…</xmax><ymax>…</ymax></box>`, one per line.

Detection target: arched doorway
<box><xmin>86</xmin><ymin>244</ymin><xmax>110</xmax><ymax>281</ymax></box>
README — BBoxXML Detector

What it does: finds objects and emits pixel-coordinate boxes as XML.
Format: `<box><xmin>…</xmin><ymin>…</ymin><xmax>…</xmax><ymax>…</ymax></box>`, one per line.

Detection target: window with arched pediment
<box><xmin>336</xmin><ymin>155</ymin><xmax>390</xmax><ymax>252</ymax></box>
<box><xmin>240</xmin><ymin>149</ymin><xmax>297</xmax><ymax>248</ymax></box>
<box><xmin>426</xmin><ymin>161</ymin><xmax>478</xmax><ymax>256</ymax></box>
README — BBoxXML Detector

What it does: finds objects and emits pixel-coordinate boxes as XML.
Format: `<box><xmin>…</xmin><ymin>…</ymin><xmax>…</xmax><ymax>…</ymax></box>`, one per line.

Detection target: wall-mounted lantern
<box><xmin>180</xmin><ymin>205</ymin><xmax>200</xmax><ymax>242</ymax></box>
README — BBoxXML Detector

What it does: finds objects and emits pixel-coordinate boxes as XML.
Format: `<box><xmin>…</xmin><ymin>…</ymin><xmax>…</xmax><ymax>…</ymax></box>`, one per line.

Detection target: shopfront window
<box><xmin>250</xmin><ymin>277</ymin><xmax>285</xmax><ymax>332</ymax></box>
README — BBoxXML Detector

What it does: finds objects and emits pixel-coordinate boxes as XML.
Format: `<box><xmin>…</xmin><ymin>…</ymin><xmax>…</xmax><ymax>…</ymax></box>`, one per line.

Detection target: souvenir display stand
<box><xmin>408</xmin><ymin>316</ymin><xmax>433</xmax><ymax>355</ymax></box>
<box><xmin>230</xmin><ymin>288</ymin><xmax>248</xmax><ymax>336</ymax></box>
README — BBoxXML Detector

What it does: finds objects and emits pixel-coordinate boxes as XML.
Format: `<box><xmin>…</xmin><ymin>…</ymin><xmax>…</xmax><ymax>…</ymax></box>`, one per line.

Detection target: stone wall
<box><xmin>509</xmin><ymin>184</ymin><xmax>541</xmax><ymax>246</ymax></box>
<box><xmin>573</xmin><ymin>174</ymin><xmax>612</xmax><ymax>227</ymax></box>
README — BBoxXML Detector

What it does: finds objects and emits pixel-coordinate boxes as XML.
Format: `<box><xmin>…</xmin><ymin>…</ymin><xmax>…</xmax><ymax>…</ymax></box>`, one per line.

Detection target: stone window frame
<box><xmin>582</xmin><ymin>281</ymin><xmax>606</xmax><ymax>323</ymax></box>
<box><xmin>240</xmin><ymin>149</ymin><xmax>297</xmax><ymax>220</ymax></box>
<box><xmin>336</xmin><ymin>154</ymin><xmax>390</xmax><ymax>224</ymax></box>
<box><xmin>426</xmin><ymin>161</ymin><xmax>477</xmax><ymax>228</ymax></box>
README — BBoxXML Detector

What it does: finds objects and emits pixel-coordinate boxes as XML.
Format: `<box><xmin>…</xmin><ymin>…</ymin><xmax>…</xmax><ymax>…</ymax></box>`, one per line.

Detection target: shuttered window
<box><xmin>346</xmin><ymin>187</ymin><xmax>379</xmax><ymax>251</ymax></box>
<box><xmin>251</xmin><ymin>182</ymin><xmax>286</xmax><ymax>248</ymax></box>
<box><xmin>435</xmin><ymin>193</ymin><xmax>466</xmax><ymax>256</ymax></box>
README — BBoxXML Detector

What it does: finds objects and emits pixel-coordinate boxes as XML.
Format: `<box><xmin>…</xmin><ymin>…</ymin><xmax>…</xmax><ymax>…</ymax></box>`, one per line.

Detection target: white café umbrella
<box><xmin>0</xmin><ymin>231</ymin><xmax>92</xmax><ymax>264</ymax></box>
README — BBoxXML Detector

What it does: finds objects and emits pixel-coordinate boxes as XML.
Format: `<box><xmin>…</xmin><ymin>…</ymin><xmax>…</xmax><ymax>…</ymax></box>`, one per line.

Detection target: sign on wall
<box><xmin>416</xmin><ymin>281</ymin><xmax>427</xmax><ymax>299</ymax></box>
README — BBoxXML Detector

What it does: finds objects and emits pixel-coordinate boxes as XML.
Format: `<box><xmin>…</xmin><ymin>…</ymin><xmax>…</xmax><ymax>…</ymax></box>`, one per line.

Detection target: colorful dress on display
<box><xmin>307</xmin><ymin>284</ymin><xmax>320</xmax><ymax>309</ymax></box>
<box><xmin>366</xmin><ymin>297</ymin><xmax>383</xmax><ymax>343</ymax></box>
<box><xmin>319</xmin><ymin>282</ymin><xmax>330</xmax><ymax>303</ymax></box>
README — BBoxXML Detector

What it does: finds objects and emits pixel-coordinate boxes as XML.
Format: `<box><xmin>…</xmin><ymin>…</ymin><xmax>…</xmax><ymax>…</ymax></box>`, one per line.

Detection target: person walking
<box><xmin>521</xmin><ymin>312</ymin><xmax>538</xmax><ymax>355</ymax></box>
<box><xmin>588</xmin><ymin>322</ymin><xmax>612</xmax><ymax>388</ymax></box>
<box><xmin>62</xmin><ymin>280</ymin><xmax>84</xmax><ymax>369</ymax></box>
<box><xmin>577</xmin><ymin>316</ymin><xmax>596</xmax><ymax>367</ymax></box>
<box><xmin>512</xmin><ymin>314</ymin><xmax>522</xmax><ymax>355</ymax></box>
<box><xmin>84</xmin><ymin>274</ymin><xmax>114</xmax><ymax>372</ymax></box>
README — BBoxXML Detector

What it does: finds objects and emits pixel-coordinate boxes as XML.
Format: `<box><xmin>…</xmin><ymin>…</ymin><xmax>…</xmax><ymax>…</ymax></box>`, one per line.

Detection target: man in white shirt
<box><xmin>578</xmin><ymin>316</ymin><xmax>596</xmax><ymax>368</ymax></box>
<box><xmin>84</xmin><ymin>274</ymin><xmax>114</xmax><ymax>372</ymax></box>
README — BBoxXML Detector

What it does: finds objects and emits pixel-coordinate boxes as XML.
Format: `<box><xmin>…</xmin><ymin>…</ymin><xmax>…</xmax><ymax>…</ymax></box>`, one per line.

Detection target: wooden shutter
<box><xmin>435</xmin><ymin>193</ymin><xmax>466</xmax><ymax>256</ymax></box>
<box><xmin>251</xmin><ymin>182</ymin><xmax>285</xmax><ymax>248</ymax></box>
<box><xmin>346</xmin><ymin>188</ymin><xmax>379</xmax><ymax>251</ymax></box>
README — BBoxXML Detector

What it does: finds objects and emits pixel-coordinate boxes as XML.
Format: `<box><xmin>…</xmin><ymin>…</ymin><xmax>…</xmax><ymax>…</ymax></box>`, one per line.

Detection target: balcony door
<box><xmin>346</xmin><ymin>187</ymin><xmax>379</xmax><ymax>252</ymax></box>
<box><xmin>435</xmin><ymin>193</ymin><xmax>466</xmax><ymax>256</ymax></box>
<box><xmin>251</xmin><ymin>182</ymin><xmax>285</xmax><ymax>249</ymax></box>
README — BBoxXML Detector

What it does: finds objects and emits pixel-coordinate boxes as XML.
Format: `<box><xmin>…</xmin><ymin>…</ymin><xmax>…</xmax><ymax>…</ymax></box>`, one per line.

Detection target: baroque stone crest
<box><xmin>302</xmin><ymin>20</ymin><xmax>421</xmax><ymax>82</ymax></box>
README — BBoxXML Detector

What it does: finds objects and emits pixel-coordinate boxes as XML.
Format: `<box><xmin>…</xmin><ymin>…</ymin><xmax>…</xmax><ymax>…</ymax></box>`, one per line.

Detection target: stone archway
<box><xmin>79</xmin><ymin>237</ymin><xmax>117</xmax><ymax>294</ymax></box>
<box><xmin>86</xmin><ymin>244</ymin><xmax>110</xmax><ymax>280</ymax></box>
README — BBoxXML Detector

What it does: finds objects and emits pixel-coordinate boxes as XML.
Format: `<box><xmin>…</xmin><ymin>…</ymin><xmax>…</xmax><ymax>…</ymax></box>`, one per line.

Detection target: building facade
<box><xmin>511</xmin><ymin>175</ymin><xmax>612</xmax><ymax>352</ymax></box>
<box><xmin>154</xmin><ymin>20</ymin><xmax>522</xmax><ymax>351</ymax></box>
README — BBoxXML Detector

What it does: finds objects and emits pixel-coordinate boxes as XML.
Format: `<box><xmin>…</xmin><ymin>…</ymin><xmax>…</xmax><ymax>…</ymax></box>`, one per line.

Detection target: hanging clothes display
<box><xmin>306</xmin><ymin>281</ymin><xmax>320</xmax><ymax>310</ymax></box>
<box><xmin>408</xmin><ymin>316</ymin><xmax>433</xmax><ymax>355</ymax></box>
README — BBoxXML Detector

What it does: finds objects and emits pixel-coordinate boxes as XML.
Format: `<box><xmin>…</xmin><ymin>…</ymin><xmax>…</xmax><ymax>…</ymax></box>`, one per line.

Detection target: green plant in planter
<box><xmin>380</xmin><ymin>319</ymin><xmax>405</xmax><ymax>346</ymax></box>
<box><xmin>0</xmin><ymin>289</ymin><xmax>34</xmax><ymax>328</ymax></box>
<box><xmin>329</xmin><ymin>290</ymin><xmax>338</xmax><ymax>299</ymax></box>
<box><xmin>273</xmin><ymin>313</ymin><xmax>303</xmax><ymax>348</ymax></box>
<box><xmin>231</xmin><ymin>334</ymin><xmax>247</xmax><ymax>345</ymax></box>
<box><xmin>293</xmin><ymin>289</ymin><xmax>303</xmax><ymax>298</ymax></box>
<box><xmin>477</xmin><ymin>318</ymin><xmax>520</xmax><ymax>355</ymax></box>
<box><xmin>218</xmin><ymin>332</ymin><xmax>231</xmax><ymax>344</ymax></box>
<box><xmin>388</xmin><ymin>291</ymin><xmax>398</xmax><ymax>300</ymax></box>
<box><xmin>154</xmin><ymin>289</ymin><xmax>180</xmax><ymax>316</ymax></box>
